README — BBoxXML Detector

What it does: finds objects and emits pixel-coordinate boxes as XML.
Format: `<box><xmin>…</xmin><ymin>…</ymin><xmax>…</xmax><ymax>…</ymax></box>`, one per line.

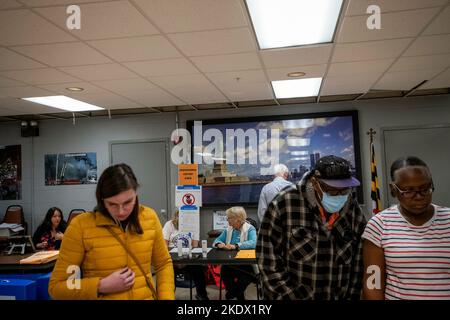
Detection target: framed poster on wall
<box><xmin>0</xmin><ymin>144</ymin><xmax>21</xmax><ymax>200</ymax></box>
<box><xmin>45</xmin><ymin>152</ymin><xmax>97</xmax><ymax>186</ymax></box>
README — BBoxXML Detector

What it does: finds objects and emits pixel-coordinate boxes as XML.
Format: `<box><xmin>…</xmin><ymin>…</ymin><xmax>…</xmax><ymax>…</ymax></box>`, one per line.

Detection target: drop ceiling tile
<box><xmin>0</xmin><ymin>9</ymin><xmax>75</xmax><ymax>46</ymax></box>
<box><xmin>0</xmin><ymin>97</ymin><xmax>66</xmax><ymax>115</ymax></box>
<box><xmin>37</xmin><ymin>82</ymin><xmax>109</xmax><ymax>95</ymax></box>
<box><xmin>13</xmin><ymin>42</ymin><xmax>112</xmax><ymax>67</ymax></box>
<box><xmin>59</xmin><ymin>64</ymin><xmax>138</xmax><ymax>81</ymax></box>
<box><xmin>0</xmin><ymin>86</ymin><xmax>56</xmax><ymax>98</ymax></box>
<box><xmin>266</xmin><ymin>65</ymin><xmax>327</xmax><ymax>81</ymax></box>
<box><xmin>35</xmin><ymin>1</ymin><xmax>159</xmax><ymax>40</ymax></box>
<box><xmin>0</xmin><ymin>0</ymin><xmax>24</xmax><ymax>10</ymax></box>
<box><xmin>421</xmin><ymin>68</ymin><xmax>450</xmax><ymax>89</ymax></box>
<box><xmin>124</xmin><ymin>89</ymin><xmax>184</xmax><ymax>107</ymax></box>
<box><xmin>124</xmin><ymin>58</ymin><xmax>199</xmax><ymax>77</ymax></box>
<box><xmin>0</xmin><ymin>77</ymin><xmax>26</xmax><ymax>88</ymax></box>
<box><xmin>328</xmin><ymin>59</ymin><xmax>394</xmax><ymax>77</ymax></box>
<box><xmin>0</xmin><ymin>68</ymin><xmax>78</xmax><ymax>85</ymax></box>
<box><xmin>217</xmin><ymin>82</ymin><xmax>273</xmax><ymax>102</ymax></box>
<box><xmin>133</xmin><ymin>0</ymin><xmax>247</xmax><ymax>33</ymax></box>
<box><xmin>338</xmin><ymin>8</ymin><xmax>440</xmax><ymax>43</ymax></box>
<box><xmin>261</xmin><ymin>45</ymin><xmax>333</xmax><ymax>68</ymax></box>
<box><xmin>374</xmin><ymin>68</ymin><xmax>443</xmax><ymax>90</ymax></box>
<box><xmin>423</xmin><ymin>5</ymin><xmax>450</xmax><ymax>35</ymax></box>
<box><xmin>66</xmin><ymin>92</ymin><xmax>142</xmax><ymax>110</ymax></box>
<box><xmin>404</xmin><ymin>34</ymin><xmax>450</xmax><ymax>56</ymax></box>
<box><xmin>0</xmin><ymin>106</ymin><xmax>17</xmax><ymax>116</ymax></box>
<box><xmin>206</xmin><ymin>70</ymin><xmax>267</xmax><ymax>85</ymax></box>
<box><xmin>321</xmin><ymin>75</ymin><xmax>379</xmax><ymax>95</ymax></box>
<box><xmin>88</xmin><ymin>36</ymin><xmax>181</xmax><ymax>62</ymax></box>
<box><xmin>191</xmin><ymin>52</ymin><xmax>261</xmax><ymax>73</ymax></box>
<box><xmin>93</xmin><ymin>78</ymin><xmax>157</xmax><ymax>95</ymax></box>
<box><xmin>150</xmin><ymin>74</ymin><xmax>227</xmax><ymax>104</ymax></box>
<box><xmin>332</xmin><ymin>38</ymin><xmax>412</xmax><ymax>62</ymax></box>
<box><xmin>21</xmin><ymin>0</ymin><xmax>114</xmax><ymax>5</ymax></box>
<box><xmin>168</xmin><ymin>28</ymin><xmax>256</xmax><ymax>56</ymax></box>
<box><xmin>346</xmin><ymin>0</ymin><xmax>447</xmax><ymax>16</ymax></box>
<box><xmin>390</xmin><ymin>54</ymin><xmax>450</xmax><ymax>72</ymax></box>
<box><xmin>0</xmin><ymin>48</ymin><xmax>45</xmax><ymax>71</ymax></box>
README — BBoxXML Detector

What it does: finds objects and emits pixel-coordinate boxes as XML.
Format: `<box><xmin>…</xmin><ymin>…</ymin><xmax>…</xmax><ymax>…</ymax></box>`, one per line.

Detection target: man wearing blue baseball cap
<box><xmin>256</xmin><ymin>155</ymin><xmax>367</xmax><ymax>300</ymax></box>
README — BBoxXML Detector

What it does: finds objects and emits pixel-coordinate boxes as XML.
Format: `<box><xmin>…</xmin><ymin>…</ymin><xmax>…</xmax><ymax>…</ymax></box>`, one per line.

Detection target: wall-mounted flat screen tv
<box><xmin>187</xmin><ymin>110</ymin><xmax>362</xmax><ymax>206</ymax></box>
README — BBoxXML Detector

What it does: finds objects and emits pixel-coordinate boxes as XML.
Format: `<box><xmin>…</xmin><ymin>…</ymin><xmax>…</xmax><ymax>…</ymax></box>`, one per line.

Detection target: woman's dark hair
<box><xmin>390</xmin><ymin>156</ymin><xmax>431</xmax><ymax>181</ymax></box>
<box><xmin>95</xmin><ymin>163</ymin><xmax>142</xmax><ymax>234</ymax></box>
<box><xmin>38</xmin><ymin>207</ymin><xmax>66</xmax><ymax>233</ymax></box>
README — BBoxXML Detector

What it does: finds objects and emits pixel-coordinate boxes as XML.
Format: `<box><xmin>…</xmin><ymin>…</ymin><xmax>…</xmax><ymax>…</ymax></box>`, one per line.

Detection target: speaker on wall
<box><xmin>21</xmin><ymin>120</ymin><xmax>39</xmax><ymax>137</ymax></box>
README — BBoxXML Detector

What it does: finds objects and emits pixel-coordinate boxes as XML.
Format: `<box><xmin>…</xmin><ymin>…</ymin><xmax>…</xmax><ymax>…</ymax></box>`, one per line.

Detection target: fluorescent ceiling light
<box><xmin>246</xmin><ymin>0</ymin><xmax>343</xmax><ymax>49</ymax></box>
<box><xmin>22</xmin><ymin>96</ymin><xmax>104</xmax><ymax>112</ymax></box>
<box><xmin>272</xmin><ymin>78</ymin><xmax>322</xmax><ymax>99</ymax></box>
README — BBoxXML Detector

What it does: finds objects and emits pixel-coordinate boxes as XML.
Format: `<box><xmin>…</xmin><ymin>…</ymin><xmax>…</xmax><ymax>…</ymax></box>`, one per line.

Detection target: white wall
<box><xmin>0</xmin><ymin>113</ymin><xmax>177</xmax><ymax>232</ymax></box>
<box><xmin>1</xmin><ymin>94</ymin><xmax>449</xmax><ymax>242</ymax></box>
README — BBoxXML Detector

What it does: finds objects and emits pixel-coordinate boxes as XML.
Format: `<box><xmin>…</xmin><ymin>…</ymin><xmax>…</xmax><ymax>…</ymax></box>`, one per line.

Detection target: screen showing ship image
<box><xmin>187</xmin><ymin>110</ymin><xmax>362</xmax><ymax>205</ymax></box>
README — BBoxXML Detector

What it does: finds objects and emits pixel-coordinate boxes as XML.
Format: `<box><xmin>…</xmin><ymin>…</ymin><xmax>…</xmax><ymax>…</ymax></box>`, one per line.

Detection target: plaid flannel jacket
<box><xmin>256</xmin><ymin>176</ymin><xmax>367</xmax><ymax>300</ymax></box>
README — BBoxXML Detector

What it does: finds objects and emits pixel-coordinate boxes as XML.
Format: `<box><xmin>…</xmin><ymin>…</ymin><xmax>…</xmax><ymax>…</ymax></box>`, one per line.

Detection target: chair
<box><xmin>67</xmin><ymin>209</ymin><xmax>86</xmax><ymax>226</ymax></box>
<box><xmin>2</xmin><ymin>205</ymin><xmax>27</xmax><ymax>235</ymax></box>
<box><xmin>246</xmin><ymin>217</ymin><xmax>262</xmax><ymax>300</ymax></box>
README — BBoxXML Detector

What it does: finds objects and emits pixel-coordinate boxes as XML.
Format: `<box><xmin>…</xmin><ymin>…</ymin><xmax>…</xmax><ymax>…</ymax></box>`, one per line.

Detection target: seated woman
<box><xmin>32</xmin><ymin>207</ymin><xmax>67</xmax><ymax>250</ymax></box>
<box><xmin>163</xmin><ymin>210</ymin><xmax>209</xmax><ymax>300</ymax></box>
<box><xmin>213</xmin><ymin>206</ymin><xmax>257</xmax><ymax>300</ymax></box>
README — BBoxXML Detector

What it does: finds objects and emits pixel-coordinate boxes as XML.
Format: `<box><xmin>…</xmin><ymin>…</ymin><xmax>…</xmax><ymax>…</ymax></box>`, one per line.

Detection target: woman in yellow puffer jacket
<box><xmin>49</xmin><ymin>163</ymin><xmax>174</xmax><ymax>300</ymax></box>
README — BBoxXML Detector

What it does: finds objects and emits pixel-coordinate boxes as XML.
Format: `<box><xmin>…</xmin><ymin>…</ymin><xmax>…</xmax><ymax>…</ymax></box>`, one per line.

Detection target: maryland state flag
<box><xmin>370</xmin><ymin>142</ymin><xmax>382</xmax><ymax>214</ymax></box>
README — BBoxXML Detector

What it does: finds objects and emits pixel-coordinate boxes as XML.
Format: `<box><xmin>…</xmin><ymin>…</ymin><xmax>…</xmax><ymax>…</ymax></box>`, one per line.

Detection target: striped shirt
<box><xmin>362</xmin><ymin>204</ymin><xmax>450</xmax><ymax>300</ymax></box>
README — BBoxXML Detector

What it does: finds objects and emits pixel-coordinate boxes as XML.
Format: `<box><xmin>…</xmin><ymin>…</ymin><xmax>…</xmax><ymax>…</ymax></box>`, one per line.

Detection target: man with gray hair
<box><xmin>257</xmin><ymin>164</ymin><xmax>293</xmax><ymax>224</ymax></box>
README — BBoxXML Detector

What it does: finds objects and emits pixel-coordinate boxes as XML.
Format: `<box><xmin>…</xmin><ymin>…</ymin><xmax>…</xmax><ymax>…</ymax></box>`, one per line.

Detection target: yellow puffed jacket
<box><xmin>49</xmin><ymin>205</ymin><xmax>174</xmax><ymax>300</ymax></box>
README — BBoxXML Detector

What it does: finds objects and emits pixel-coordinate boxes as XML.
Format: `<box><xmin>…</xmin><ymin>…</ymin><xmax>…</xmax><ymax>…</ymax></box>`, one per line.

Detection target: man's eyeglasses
<box><xmin>392</xmin><ymin>183</ymin><xmax>434</xmax><ymax>199</ymax></box>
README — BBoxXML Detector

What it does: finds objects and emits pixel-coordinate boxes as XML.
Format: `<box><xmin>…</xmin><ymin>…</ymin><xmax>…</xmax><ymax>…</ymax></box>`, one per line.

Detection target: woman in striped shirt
<box><xmin>362</xmin><ymin>156</ymin><xmax>450</xmax><ymax>300</ymax></box>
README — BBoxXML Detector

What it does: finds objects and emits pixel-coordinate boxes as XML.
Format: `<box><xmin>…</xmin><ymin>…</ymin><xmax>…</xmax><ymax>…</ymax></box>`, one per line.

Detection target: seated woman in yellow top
<box><xmin>49</xmin><ymin>163</ymin><xmax>174</xmax><ymax>300</ymax></box>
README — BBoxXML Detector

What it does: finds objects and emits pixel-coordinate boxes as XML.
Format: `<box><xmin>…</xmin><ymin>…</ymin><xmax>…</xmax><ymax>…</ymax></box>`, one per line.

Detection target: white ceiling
<box><xmin>0</xmin><ymin>0</ymin><xmax>449</xmax><ymax>117</ymax></box>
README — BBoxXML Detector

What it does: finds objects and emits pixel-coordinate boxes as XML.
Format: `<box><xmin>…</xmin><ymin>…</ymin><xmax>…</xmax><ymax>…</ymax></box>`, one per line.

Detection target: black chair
<box><xmin>67</xmin><ymin>209</ymin><xmax>86</xmax><ymax>226</ymax></box>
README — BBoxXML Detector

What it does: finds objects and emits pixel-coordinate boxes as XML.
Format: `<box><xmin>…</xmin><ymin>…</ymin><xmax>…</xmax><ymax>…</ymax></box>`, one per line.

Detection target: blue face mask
<box><xmin>321</xmin><ymin>193</ymin><xmax>349</xmax><ymax>213</ymax></box>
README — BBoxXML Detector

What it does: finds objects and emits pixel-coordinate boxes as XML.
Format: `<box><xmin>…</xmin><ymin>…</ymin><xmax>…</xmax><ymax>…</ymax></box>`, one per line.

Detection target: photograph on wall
<box><xmin>45</xmin><ymin>152</ymin><xmax>97</xmax><ymax>186</ymax></box>
<box><xmin>188</xmin><ymin>111</ymin><xmax>361</xmax><ymax>205</ymax></box>
<box><xmin>0</xmin><ymin>144</ymin><xmax>22</xmax><ymax>200</ymax></box>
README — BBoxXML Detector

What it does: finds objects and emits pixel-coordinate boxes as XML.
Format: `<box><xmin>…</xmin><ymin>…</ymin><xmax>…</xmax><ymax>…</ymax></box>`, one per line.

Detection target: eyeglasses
<box><xmin>392</xmin><ymin>183</ymin><xmax>434</xmax><ymax>199</ymax></box>
<box><xmin>316</xmin><ymin>180</ymin><xmax>351</xmax><ymax>196</ymax></box>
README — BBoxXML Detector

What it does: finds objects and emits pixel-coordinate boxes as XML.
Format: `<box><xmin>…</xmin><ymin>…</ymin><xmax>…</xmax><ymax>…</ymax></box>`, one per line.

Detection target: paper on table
<box><xmin>169</xmin><ymin>247</ymin><xmax>212</xmax><ymax>254</ymax></box>
<box><xmin>20</xmin><ymin>250</ymin><xmax>59</xmax><ymax>264</ymax></box>
<box><xmin>0</xmin><ymin>223</ymin><xmax>22</xmax><ymax>229</ymax></box>
<box><xmin>235</xmin><ymin>249</ymin><xmax>256</xmax><ymax>259</ymax></box>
